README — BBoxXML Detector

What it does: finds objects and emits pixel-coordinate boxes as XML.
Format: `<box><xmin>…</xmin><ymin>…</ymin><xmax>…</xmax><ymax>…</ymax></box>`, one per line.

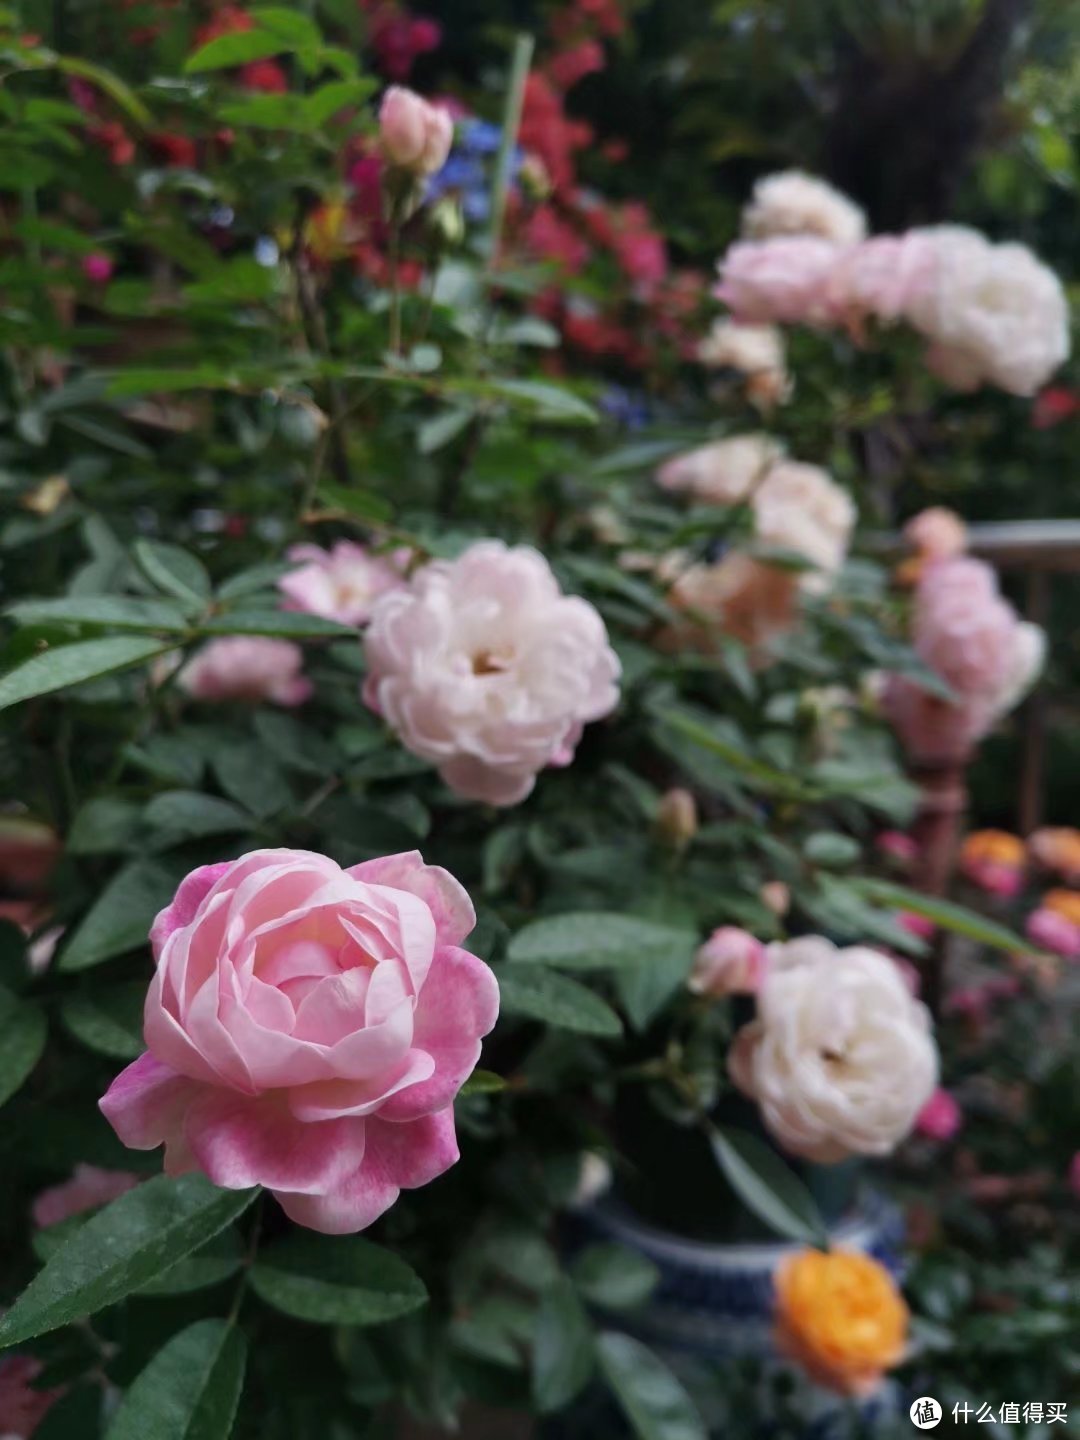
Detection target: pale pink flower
<box><xmin>1026</xmin><ymin>907</ymin><xmax>1080</xmax><ymax>959</ymax></box>
<box><xmin>179</xmin><ymin>637</ymin><xmax>312</xmax><ymax>707</ymax></box>
<box><xmin>914</xmin><ymin>559</ymin><xmax>1018</xmax><ymax>700</ymax></box>
<box><xmin>32</xmin><ymin>1164</ymin><xmax>140</xmax><ymax>1229</ymax></box>
<box><xmin>666</xmin><ymin>554</ymin><xmax>799</xmax><ymax>656</ymax></box>
<box><xmin>903</xmin><ymin>507</ymin><xmax>968</xmax><ymax>561</ymax></box>
<box><xmin>278</xmin><ymin>542</ymin><xmax>411</xmax><ymax>626</ymax></box>
<box><xmin>697</xmin><ymin>320</ymin><xmax>791</xmax><ymax>407</ymax></box>
<box><xmin>378</xmin><ymin>86</ymin><xmax>453</xmax><ymax>176</ymax></box>
<box><xmin>715</xmin><ymin>237</ymin><xmax>841</xmax><ymax>326</ymax></box>
<box><xmin>751</xmin><ymin>461</ymin><xmax>854</xmax><ymax>585</ymax></box>
<box><xmin>876</xmin><ymin>831</ymin><xmax>919</xmax><ymax>866</ymax></box>
<box><xmin>827</xmin><ymin>233</ymin><xmax>935</xmax><ymax>326</ymax></box>
<box><xmin>741</xmin><ymin>171</ymin><xmax>866</xmax><ymax>246</ymax></box>
<box><xmin>655</xmin><ymin>434</ymin><xmax>781</xmax><ymax>506</ymax></box>
<box><xmin>100</xmin><ymin>848</ymin><xmax>499</xmax><ymax>1234</ymax></box>
<box><xmin>915</xmin><ymin>1088</ymin><xmax>962</xmax><ymax>1142</ymax></box>
<box><xmin>363</xmin><ymin>541</ymin><xmax>620</xmax><ymax>806</ymax></box>
<box><xmin>688</xmin><ymin>927</ymin><xmax>766</xmax><ymax>997</ymax></box>
<box><xmin>883</xmin><ymin>675</ymin><xmax>993</xmax><ymax>765</ymax></box>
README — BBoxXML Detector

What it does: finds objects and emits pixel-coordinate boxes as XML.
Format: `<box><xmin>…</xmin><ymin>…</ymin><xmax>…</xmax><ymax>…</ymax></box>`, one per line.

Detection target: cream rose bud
<box><xmin>905</xmin><ymin>226</ymin><xmax>1070</xmax><ymax>396</ymax></box>
<box><xmin>741</xmin><ymin>170</ymin><xmax>866</xmax><ymax>246</ymax></box>
<box><xmin>751</xmin><ymin>461</ymin><xmax>855</xmax><ymax>585</ymax></box>
<box><xmin>698</xmin><ymin>321</ymin><xmax>792</xmax><ymax>406</ymax></box>
<box><xmin>378</xmin><ymin>86</ymin><xmax>454</xmax><ymax>177</ymax></box>
<box><xmin>729</xmin><ymin>937</ymin><xmax>938</xmax><ymax>1163</ymax></box>
<box><xmin>656</xmin><ymin>434</ymin><xmax>781</xmax><ymax>506</ymax></box>
<box><xmin>363</xmin><ymin>541</ymin><xmax>621</xmax><ymax>806</ymax></box>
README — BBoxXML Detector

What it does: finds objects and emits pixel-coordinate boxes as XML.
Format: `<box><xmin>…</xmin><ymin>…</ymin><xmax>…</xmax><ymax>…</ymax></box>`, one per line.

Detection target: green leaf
<box><xmin>185</xmin><ymin>29</ymin><xmax>291</xmax><ymax>72</ymax></box>
<box><xmin>54</xmin><ymin>57</ymin><xmax>151</xmax><ymax>127</ymax></box>
<box><xmin>0</xmin><ymin>636</ymin><xmax>172</xmax><ymax>712</ymax></box>
<box><xmin>197</xmin><ymin>610</ymin><xmax>354</xmax><ymax>639</ymax></box>
<box><xmin>458</xmin><ymin>1069</ymin><xmax>507</xmax><ymax>1098</ymax></box>
<box><xmin>59</xmin><ymin>859</ymin><xmax>181</xmax><ymax>971</ymax></box>
<box><xmin>133</xmin><ymin>540</ymin><xmax>211</xmax><ymax>612</ymax></box>
<box><xmin>212</xmin><ymin>742</ymin><xmax>293</xmax><ymax>819</ymax></box>
<box><xmin>708</xmin><ymin>1126</ymin><xmax>828</xmax><ymax>1247</ymax></box>
<box><xmin>532</xmin><ymin>1278</ymin><xmax>594</xmax><ymax>1414</ymax></box>
<box><xmin>140</xmin><ymin>1229</ymin><xmax>245</xmax><ymax>1297</ymax></box>
<box><xmin>67</xmin><ymin>797</ymin><xmax>142</xmax><ymax>855</ymax></box>
<box><xmin>498</xmin><ymin>967</ymin><xmax>622</xmax><ymax>1037</ymax></box>
<box><xmin>596</xmin><ymin>1333</ymin><xmax>707</xmax><ymax>1440</ymax></box>
<box><xmin>0</xmin><ymin>985</ymin><xmax>47</xmax><ymax>1108</ymax></box>
<box><xmin>651</xmin><ymin>704</ymin><xmax>808</xmax><ymax>801</ymax></box>
<box><xmin>251</xmin><ymin>1234</ymin><xmax>427</xmax><ymax>1325</ymax></box>
<box><xmin>417</xmin><ymin>406</ymin><xmax>474</xmax><ymax>455</ymax></box>
<box><xmin>572</xmin><ymin>1244</ymin><xmax>660</xmax><ymax>1310</ymax></box>
<box><xmin>304</xmin><ymin>77</ymin><xmax>375</xmax><ymax>126</ymax></box>
<box><xmin>104</xmin><ymin>1319</ymin><xmax>247</xmax><ymax>1440</ymax></box>
<box><xmin>0</xmin><ymin>1176</ymin><xmax>258</xmax><ymax>1347</ymax></box>
<box><xmin>6</xmin><ymin>596</ymin><xmax>190</xmax><ymax>633</ymax></box>
<box><xmin>60</xmin><ymin>982</ymin><xmax>146</xmax><ymax>1060</ymax></box>
<box><xmin>143</xmin><ymin>791</ymin><xmax>254</xmax><ymax>848</ymax></box>
<box><xmin>851</xmin><ymin>878</ymin><xmax>1037</xmax><ymax>955</ymax></box>
<box><xmin>804</xmin><ymin>831</ymin><xmax>862</xmax><ymax>869</ymax></box>
<box><xmin>488</xmin><ymin>378</ymin><xmax>598</xmax><ymax>425</ymax></box>
<box><xmin>507</xmin><ymin>913</ymin><xmax>696</xmax><ymax>974</ymax></box>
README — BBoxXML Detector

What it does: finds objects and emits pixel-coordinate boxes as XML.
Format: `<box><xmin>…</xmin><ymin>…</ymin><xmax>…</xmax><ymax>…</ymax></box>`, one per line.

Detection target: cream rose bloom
<box><xmin>656</xmin><ymin>434</ymin><xmax>782</xmax><ymax>506</ymax></box>
<box><xmin>698</xmin><ymin>320</ymin><xmax>792</xmax><ymax>406</ymax></box>
<box><xmin>751</xmin><ymin>461</ymin><xmax>855</xmax><ymax>585</ymax></box>
<box><xmin>741</xmin><ymin>170</ymin><xmax>866</xmax><ymax>246</ymax></box>
<box><xmin>363</xmin><ymin>541</ymin><xmax>621</xmax><ymax>806</ymax></box>
<box><xmin>729</xmin><ymin>938</ymin><xmax>938</xmax><ymax>1163</ymax></box>
<box><xmin>904</xmin><ymin>226</ymin><xmax>1070</xmax><ymax>396</ymax></box>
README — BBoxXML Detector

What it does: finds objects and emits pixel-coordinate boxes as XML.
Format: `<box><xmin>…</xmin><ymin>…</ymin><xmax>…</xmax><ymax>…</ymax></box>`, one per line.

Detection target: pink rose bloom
<box><xmin>962</xmin><ymin>859</ymin><xmax>1024</xmax><ymax>899</ymax></box>
<box><xmin>914</xmin><ymin>558</ymin><xmax>1017</xmax><ymax>700</ymax></box>
<box><xmin>915</xmin><ymin>1087</ymin><xmax>962</xmax><ymax>1141</ymax></box>
<box><xmin>904</xmin><ymin>506</ymin><xmax>967</xmax><ymax>561</ymax></box>
<box><xmin>883</xmin><ymin>675</ymin><xmax>993</xmax><ymax>765</ymax></box>
<box><xmin>100</xmin><ymin>848</ymin><xmax>499</xmax><ymax>1234</ymax></box>
<box><xmin>81</xmin><ymin>251</ymin><xmax>114</xmax><ymax>284</ymax></box>
<box><xmin>378</xmin><ymin>86</ymin><xmax>453</xmax><ymax>176</ymax></box>
<box><xmin>278</xmin><ymin>542</ymin><xmax>411</xmax><ymax>627</ymax></box>
<box><xmin>716</xmin><ymin>237</ymin><xmax>841</xmax><ymax>326</ymax></box>
<box><xmin>179</xmin><ymin>637</ymin><xmax>312</xmax><ymax>707</ymax></box>
<box><xmin>1069</xmin><ymin>1152</ymin><xmax>1080</xmax><ymax>1199</ymax></box>
<box><xmin>1026</xmin><ymin>906</ymin><xmax>1080</xmax><ymax>959</ymax></box>
<box><xmin>0</xmin><ymin>1355</ymin><xmax>62</xmax><ymax>1437</ymax></box>
<box><xmin>363</xmin><ymin>541</ymin><xmax>620</xmax><ymax>806</ymax></box>
<box><xmin>688</xmin><ymin>927</ymin><xmax>766</xmax><ymax>997</ymax></box>
<box><xmin>32</xmin><ymin>1164</ymin><xmax>140</xmax><ymax>1229</ymax></box>
<box><xmin>828</xmin><ymin>233</ymin><xmax>935</xmax><ymax>326</ymax></box>
<box><xmin>876</xmin><ymin>831</ymin><xmax>919</xmax><ymax>866</ymax></box>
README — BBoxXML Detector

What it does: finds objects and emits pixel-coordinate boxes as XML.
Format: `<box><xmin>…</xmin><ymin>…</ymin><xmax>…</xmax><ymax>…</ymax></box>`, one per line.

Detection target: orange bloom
<box><xmin>960</xmin><ymin>830</ymin><xmax>1025</xmax><ymax>869</ymax></box>
<box><xmin>774</xmin><ymin>1249</ymin><xmax>908</xmax><ymax>1396</ymax></box>
<box><xmin>1040</xmin><ymin>889</ymin><xmax>1080</xmax><ymax>926</ymax></box>
<box><xmin>1028</xmin><ymin>827</ymin><xmax>1080</xmax><ymax>881</ymax></box>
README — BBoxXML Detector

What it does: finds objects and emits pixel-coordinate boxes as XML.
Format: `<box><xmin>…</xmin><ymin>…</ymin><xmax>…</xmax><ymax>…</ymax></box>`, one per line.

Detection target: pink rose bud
<box><xmin>178</xmin><ymin>636</ymin><xmax>313</xmax><ymax>707</ymax></box>
<box><xmin>875</xmin><ymin>830</ymin><xmax>919</xmax><ymax>866</ymax></box>
<box><xmin>99</xmin><ymin>848</ymin><xmax>500</xmax><ymax>1233</ymax></box>
<box><xmin>903</xmin><ymin>506</ymin><xmax>967</xmax><ymax>561</ymax></box>
<box><xmin>760</xmin><ymin>881</ymin><xmax>790</xmax><ymax>917</ymax></box>
<box><xmin>1026</xmin><ymin>906</ymin><xmax>1080</xmax><ymax>959</ymax></box>
<box><xmin>378</xmin><ymin>86</ymin><xmax>453</xmax><ymax>176</ymax></box>
<box><xmin>32</xmin><ymin>1164</ymin><xmax>140</xmax><ymax>1229</ymax></box>
<box><xmin>688</xmin><ymin>927</ymin><xmax>766</xmax><ymax>997</ymax></box>
<box><xmin>915</xmin><ymin>1087</ymin><xmax>962</xmax><ymax>1141</ymax></box>
<box><xmin>655</xmin><ymin>788</ymin><xmax>698</xmax><ymax>848</ymax></box>
<box><xmin>82</xmin><ymin>251</ymin><xmax>114</xmax><ymax>284</ymax></box>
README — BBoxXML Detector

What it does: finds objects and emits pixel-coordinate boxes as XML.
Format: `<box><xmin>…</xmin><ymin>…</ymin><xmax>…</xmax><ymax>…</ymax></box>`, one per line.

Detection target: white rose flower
<box><xmin>905</xmin><ymin>226</ymin><xmax>1071</xmax><ymax>396</ymax></box>
<box><xmin>741</xmin><ymin>170</ymin><xmax>867</xmax><ymax>246</ymax></box>
<box><xmin>751</xmin><ymin>461</ymin><xmax>855</xmax><ymax>586</ymax></box>
<box><xmin>994</xmin><ymin>619</ymin><xmax>1046</xmax><ymax>718</ymax></box>
<box><xmin>363</xmin><ymin>540</ymin><xmax>621</xmax><ymax>806</ymax></box>
<box><xmin>656</xmin><ymin>434</ymin><xmax>782</xmax><ymax>506</ymax></box>
<box><xmin>729</xmin><ymin>938</ymin><xmax>938</xmax><ymax>1163</ymax></box>
<box><xmin>698</xmin><ymin>320</ymin><xmax>792</xmax><ymax>406</ymax></box>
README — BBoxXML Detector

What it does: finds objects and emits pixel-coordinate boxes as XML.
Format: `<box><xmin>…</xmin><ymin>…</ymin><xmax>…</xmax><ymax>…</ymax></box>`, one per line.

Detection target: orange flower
<box><xmin>1029</xmin><ymin>827</ymin><xmax>1080</xmax><ymax>881</ymax></box>
<box><xmin>774</xmin><ymin>1249</ymin><xmax>908</xmax><ymax>1396</ymax></box>
<box><xmin>1040</xmin><ymin>889</ymin><xmax>1080</xmax><ymax>926</ymax></box>
<box><xmin>960</xmin><ymin>830</ymin><xmax>1025</xmax><ymax>869</ymax></box>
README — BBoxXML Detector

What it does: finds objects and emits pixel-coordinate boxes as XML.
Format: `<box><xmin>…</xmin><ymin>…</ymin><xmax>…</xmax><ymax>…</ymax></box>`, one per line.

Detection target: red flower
<box><xmin>367</xmin><ymin>6</ymin><xmax>443</xmax><ymax>80</ymax></box>
<box><xmin>524</xmin><ymin>205</ymin><xmax>591</xmax><ymax>273</ymax></box>
<box><xmin>548</xmin><ymin>39</ymin><xmax>605</xmax><ymax>91</ymax></box>
<box><xmin>194</xmin><ymin>5</ymin><xmax>254</xmax><ymax>47</ymax></box>
<box><xmin>1032</xmin><ymin>385</ymin><xmax>1080</xmax><ymax>429</ymax></box>
<box><xmin>520</xmin><ymin>73</ymin><xmax>592</xmax><ymax>194</ymax></box>
<box><xmin>151</xmin><ymin>133</ymin><xmax>198</xmax><ymax>168</ymax></box>
<box><xmin>241</xmin><ymin>58</ymin><xmax>289</xmax><ymax>91</ymax></box>
<box><xmin>90</xmin><ymin>121</ymin><xmax>135</xmax><ymax>166</ymax></box>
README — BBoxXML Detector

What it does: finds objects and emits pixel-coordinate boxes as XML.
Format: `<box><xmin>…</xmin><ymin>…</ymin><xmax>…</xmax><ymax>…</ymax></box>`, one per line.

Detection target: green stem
<box><xmin>486</xmin><ymin>32</ymin><xmax>534</xmax><ymax>272</ymax></box>
<box><xmin>388</xmin><ymin>222</ymin><xmax>403</xmax><ymax>355</ymax></box>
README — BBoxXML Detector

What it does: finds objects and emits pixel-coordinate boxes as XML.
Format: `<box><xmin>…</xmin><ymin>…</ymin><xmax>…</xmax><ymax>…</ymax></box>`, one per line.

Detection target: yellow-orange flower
<box><xmin>1041</xmin><ymin>889</ymin><xmax>1080</xmax><ymax>926</ymax></box>
<box><xmin>774</xmin><ymin>1249</ymin><xmax>908</xmax><ymax>1396</ymax></box>
<box><xmin>960</xmin><ymin>830</ymin><xmax>1025</xmax><ymax>869</ymax></box>
<box><xmin>1029</xmin><ymin>827</ymin><xmax>1080</xmax><ymax>881</ymax></box>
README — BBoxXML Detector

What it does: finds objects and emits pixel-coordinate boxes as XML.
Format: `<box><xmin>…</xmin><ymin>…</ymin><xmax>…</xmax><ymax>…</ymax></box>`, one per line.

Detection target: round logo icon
<box><xmin>910</xmin><ymin>1398</ymin><xmax>942</xmax><ymax>1430</ymax></box>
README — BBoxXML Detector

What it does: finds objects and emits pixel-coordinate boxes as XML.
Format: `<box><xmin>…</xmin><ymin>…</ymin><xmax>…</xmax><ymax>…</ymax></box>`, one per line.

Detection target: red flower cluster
<box><xmin>360</xmin><ymin>0</ymin><xmax>442</xmax><ymax>80</ymax></box>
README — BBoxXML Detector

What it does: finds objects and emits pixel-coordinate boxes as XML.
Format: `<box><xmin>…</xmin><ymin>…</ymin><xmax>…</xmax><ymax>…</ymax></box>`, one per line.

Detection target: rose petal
<box><xmin>184</xmin><ymin>1089</ymin><xmax>366</xmax><ymax>1194</ymax></box>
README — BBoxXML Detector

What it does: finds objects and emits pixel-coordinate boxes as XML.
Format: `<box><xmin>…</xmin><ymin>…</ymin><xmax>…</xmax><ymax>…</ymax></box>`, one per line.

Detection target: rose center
<box><xmin>472</xmin><ymin>649</ymin><xmax>509</xmax><ymax>676</ymax></box>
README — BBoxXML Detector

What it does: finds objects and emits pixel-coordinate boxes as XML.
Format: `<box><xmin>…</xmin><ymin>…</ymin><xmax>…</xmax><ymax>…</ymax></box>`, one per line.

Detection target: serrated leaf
<box><xmin>250</xmin><ymin>1233</ymin><xmax>427</xmax><ymax>1325</ymax></box>
<box><xmin>507</xmin><ymin>913</ymin><xmax>696</xmax><ymax>973</ymax></box>
<box><xmin>6</xmin><ymin>596</ymin><xmax>189</xmax><ymax>633</ymax></box>
<box><xmin>67</xmin><ymin>797</ymin><xmax>142</xmax><ymax>856</ymax></box>
<box><xmin>60</xmin><ymin>983</ymin><xmax>146</xmax><ymax>1060</ymax></box>
<box><xmin>0</xmin><ymin>985</ymin><xmax>47</xmax><ymax>1108</ymax></box>
<box><xmin>572</xmin><ymin>1245</ymin><xmax>660</xmax><ymax>1310</ymax></box>
<box><xmin>498</xmin><ymin>967</ymin><xmax>622</xmax><ymax>1037</ymax></box>
<box><xmin>0</xmin><ymin>1176</ymin><xmax>257</xmax><ymax>1347</ymax></box>
<box><xmin>59</xmin><ymin>859</ymin><xmax>181</xmax><ymax>971</ymax></box>
<box><xmin>197</xmin><ymin>610</ymin><xmax>354</xmax><ymax>639</ymax></box>
<box><xmin>458</xmin><ymin>1069</ymin><xmax>506</xmax><ymax>1098</ymax></box>
<box><xmin>104</xmin><ymin>1318</ymin><xmax>247</xmax><ymax>1440</ymax></box>
<box><xmin>140</xmin><ymin>1229</ymin><xmax>245</xmax><ymax>1297</ymax></box>
<box><xmin>532</xmin><ymin>1278</ymin><xmax>594</xmax><ymax>1413</ymax></box>
<box><xmin>0</xmin><ymin>636</ymin><xmax>171</xmax><ymax>711</ymax></box>
<box><xmin>143</xmin><ymin>791</ymin><xmax>254</xmax><ymax>848</ymax></box>
<box><xmin>708</xmin><ymin>1126</ymin><xmax>828</xmax><ymax>1247</ymax></box>
<box><xmin>596</xmin><ymin>1333</ymin><xmax>707</xmax><ymax>1440</ymax></box>
<box><xmin>133</xmin><ymin>540</ymin><xmax>211</xmax><ymax>611</ymax></box>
